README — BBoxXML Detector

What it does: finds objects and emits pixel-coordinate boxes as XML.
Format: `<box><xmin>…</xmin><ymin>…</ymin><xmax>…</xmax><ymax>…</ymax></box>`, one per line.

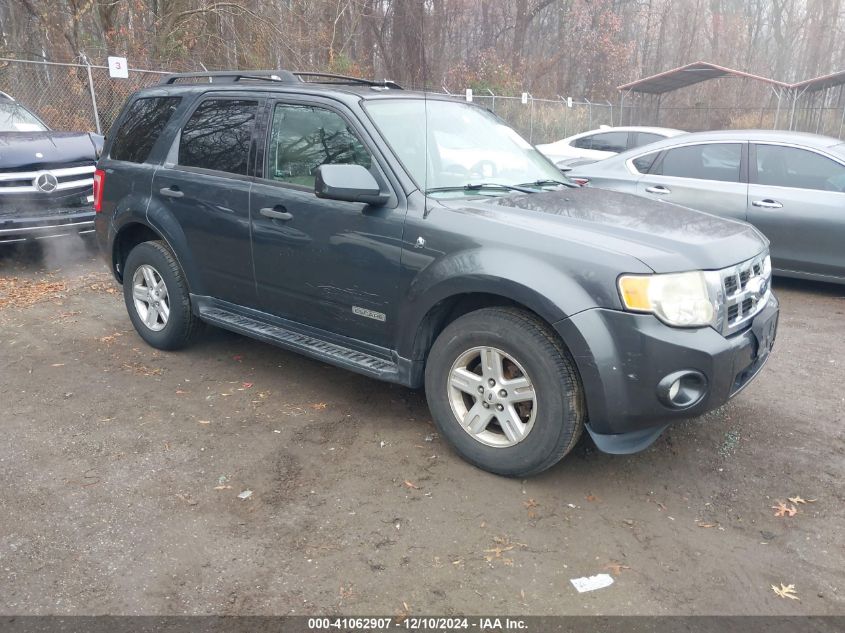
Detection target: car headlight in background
<box><xmin>618</xmin><ymin>271</ymin><xmax>718</xmax><ymax>327</ymax></box>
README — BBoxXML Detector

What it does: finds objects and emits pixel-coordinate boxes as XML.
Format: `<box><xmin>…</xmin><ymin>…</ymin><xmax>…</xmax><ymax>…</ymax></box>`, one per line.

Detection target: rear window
<box><xmin>110</xmin><ymin>96</ymin><xmax>182</xmax><ymax>163</ymax></box>
<box><xmin>178</xmin><ymin>99</ymin><xmax>258</xmax><ymax>175</ymax></box>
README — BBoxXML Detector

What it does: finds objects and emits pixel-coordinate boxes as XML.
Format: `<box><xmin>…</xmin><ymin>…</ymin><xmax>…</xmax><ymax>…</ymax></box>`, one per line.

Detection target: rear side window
<box><xmin>632</xmin><ymin>151</ymin><xmax>660</xmax><ymax>173</ymax></box>
<box><xmin>178</xmin><ymin>99</ymin><xmax>258</xmax><ymax>175</ymax></box>
<box><xmin>657</xmin><ymin>143</ymin><xmax>742</xmax><ymax>183</ymax></box>
<box><xmin>590</xmin><ymin>131</ymin><xmax>629</xmax><ymax>153</ymax></box>
<box><xmin>110</xmin><ymin>96</ymin><xmax>182</xmax><ymax>163</ymax></box>
<box><xmin>633</xmin><ymin>132</ymin><xmax>664</xmax><ymax>147</ymax></box>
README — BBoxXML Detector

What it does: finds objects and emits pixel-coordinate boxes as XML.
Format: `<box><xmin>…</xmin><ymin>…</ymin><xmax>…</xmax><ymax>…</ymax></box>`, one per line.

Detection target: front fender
<box><xmin>396</xmin><ymin>247</ymin><xmax>602</xmax><ymax>359</ymax></box>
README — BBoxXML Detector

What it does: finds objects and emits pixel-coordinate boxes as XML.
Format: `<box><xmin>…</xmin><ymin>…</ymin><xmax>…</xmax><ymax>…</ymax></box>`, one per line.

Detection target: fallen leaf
<box><xmin>213</xmin><ymin>485</ymin><xmax>232</xmax><ymax>490</ymax></box>
<box><xmin>772</xmin><ymin>501</ymin><xmax>798</xmax><ymax>517</ymax></box>
<box><xmin>603</xmin><ymin>562</ymin><xmax>631</xmax><ymax>575</ymax></box>
<box><xmin>585</xmin><ymin>494</ymin><xmax>599</xmax><ymax>502</ymax></box>
<box><xmin>772</xmin><ymin>583</ymin><xmax>800</xmax><ymax>601</ymax></box>
<box><xmin>51</xmin><ymin>363</ymin><xmax>65</xmax><ymax>367</ymax></box>
<box><xmin>242</xmin><ymin>382</ymin><xmax>253</xmax><ymax>389</ymax></box>
<box><xmin>403</xmin><ymin>480</ymin><xmax>419</xmax><ymax>490</ymax></box>
<box><xmin>697</xmin><ymin>522</ymin><xmax>720</xmax><ymax>528</ymax></box>
<box><xmin>311</xmin><ymin>402</ymin><xmax>328</xmax><ymax>410</ymax></box>
<box><xmin>198</xmin><ymin>420</ymin><xmax>211</xmax><ymax>425</ymax></box>
<box><xmin>175</xmin><ymin>389</ymin><xmax>188</xmax><ymax>394</ymax></box>
<box><xmin>232</xmin><ymin>355</ymin><xmax>243</xmax><ymax>362</ymax></box>
<box><xmin>788</xmin><ymin>496</ymin><xmax>816</xmax><ymax>505</ymax></box>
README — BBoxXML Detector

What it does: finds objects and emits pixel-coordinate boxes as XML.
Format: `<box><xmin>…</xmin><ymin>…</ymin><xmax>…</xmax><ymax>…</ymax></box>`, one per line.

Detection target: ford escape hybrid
<box><xmin>95</xmin><ymin>71</ymin><xmax>778</xmax><ymax>476</ymax></box>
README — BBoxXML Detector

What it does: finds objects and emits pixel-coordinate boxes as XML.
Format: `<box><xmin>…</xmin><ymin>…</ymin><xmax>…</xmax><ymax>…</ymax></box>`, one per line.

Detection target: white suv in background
<box><xmin>536</xmin><ymin>125</ymin><xmax>685</xmax><ymax>167</ymax></box>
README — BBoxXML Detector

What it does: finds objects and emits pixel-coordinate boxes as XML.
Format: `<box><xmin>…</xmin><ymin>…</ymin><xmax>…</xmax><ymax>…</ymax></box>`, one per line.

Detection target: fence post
<box><xmin>528</xmin><ymin>94</ymin><xmax>534</xmax><ymax>143</ymax></box>
<box><xmin>486</xmin><ymin>88</ymin><xmax>495</xmax><ymax>113</ymax></box>
<box><xmin>81</xmin><ymin>53</ymin><xmax>102</xmax><ymax>134</ymax></box>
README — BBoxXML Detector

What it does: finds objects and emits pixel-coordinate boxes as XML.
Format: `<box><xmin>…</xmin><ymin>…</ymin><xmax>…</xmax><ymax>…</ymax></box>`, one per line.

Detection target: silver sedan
<box><xmin>568</xmin><ymin>130</ymin><xmax>845</xmax><ymax>284</ymax></box>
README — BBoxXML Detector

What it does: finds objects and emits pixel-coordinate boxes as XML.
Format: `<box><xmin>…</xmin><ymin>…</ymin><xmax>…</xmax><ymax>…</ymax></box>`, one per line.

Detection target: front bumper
<box><xmin>0</xmin><ymin>208</ymin><xmax>95</xmax><ymax>243</ymax></box>
<box><xmin>555</xmin><ymin>293</ymin><xmax>779</xmax><ymax>453</ymax></box>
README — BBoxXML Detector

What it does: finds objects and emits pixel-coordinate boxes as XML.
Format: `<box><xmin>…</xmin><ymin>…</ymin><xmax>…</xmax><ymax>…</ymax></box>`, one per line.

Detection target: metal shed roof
<box><xmin>618</xmin><ymin>61</ymin><xmax>791</xmax><ymax>94</ymax></box>
<box><xmin>790</xmin><ymin>68</ymin><xmax>845</xmax><ymax>93</ymax></box>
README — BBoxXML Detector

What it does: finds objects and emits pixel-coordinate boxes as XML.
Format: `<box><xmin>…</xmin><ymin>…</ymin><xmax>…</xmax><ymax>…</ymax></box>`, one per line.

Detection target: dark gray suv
<box><xmin>94</xmin><ymin>70</ymin><xmax>779</xmax><ymax>476</ymax></box>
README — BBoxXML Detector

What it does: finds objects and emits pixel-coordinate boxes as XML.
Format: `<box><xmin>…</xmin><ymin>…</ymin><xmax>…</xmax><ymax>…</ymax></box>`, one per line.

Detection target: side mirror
<box><xmin>315</xmin><ymin>164</ymin><xmax>389</xmax><ymax>206</ymax></box>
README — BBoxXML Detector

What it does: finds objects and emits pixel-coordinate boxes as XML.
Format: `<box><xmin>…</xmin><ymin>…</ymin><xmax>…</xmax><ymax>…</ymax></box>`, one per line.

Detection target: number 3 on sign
<box><xmin>108</xmin><ymin>56</ymin><xmax>129</xmax><ymax>79</ymax></box>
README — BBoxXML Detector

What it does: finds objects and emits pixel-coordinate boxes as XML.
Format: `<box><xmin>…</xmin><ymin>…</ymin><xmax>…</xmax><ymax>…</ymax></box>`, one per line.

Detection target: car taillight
<box><xmin>571</xmin><ymin>177</ymin><xmax>589</xmax><ymax>186</ymax></box>
<box><xmin>93</xmin><ymin>168</ymin><xmax>105</xmax><ymax>212</ymax></box>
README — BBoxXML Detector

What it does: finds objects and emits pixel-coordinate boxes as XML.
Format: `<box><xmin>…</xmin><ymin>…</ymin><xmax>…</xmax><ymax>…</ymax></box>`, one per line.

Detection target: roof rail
<box><xmin>0</xmin><ymin>90</ymin><xmax>15</xmax><ymax>101</ymax></box>
<box><xmin>160</xmin><ymin>70</ymin><xmax>298</xmax><ymax>85</ymax></box>
<box><xmin>293</xmin><ymin>71</ymin><xmax>403</xmax><ymax>90</ymax></box>
<box><xmin>159</xmin><ymin>69</ymin><xmax>403</xmax><ymax>90</ymax></box>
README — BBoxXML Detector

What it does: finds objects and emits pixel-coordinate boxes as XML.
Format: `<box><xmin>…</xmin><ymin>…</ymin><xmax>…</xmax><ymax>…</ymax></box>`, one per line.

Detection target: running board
<box><xmin>198</xmin><ymin>306</ymin><xmax>400</xmax><ymax>380</ymax></box>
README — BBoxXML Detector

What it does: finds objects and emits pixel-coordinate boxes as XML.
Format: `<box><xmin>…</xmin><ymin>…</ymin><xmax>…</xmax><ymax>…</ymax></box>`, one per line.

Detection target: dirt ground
<box><xmin>0</xmin><ymin>236</ymin><xmax>843</xmax><ymax>617</ymax></box>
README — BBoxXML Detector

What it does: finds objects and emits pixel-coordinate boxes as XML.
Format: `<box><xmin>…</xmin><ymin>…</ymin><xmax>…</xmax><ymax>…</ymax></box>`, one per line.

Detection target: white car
<box><xmin>536</xmin><ymin>126</ymin><xmax>685</xmax><ymax>165</ymax></box>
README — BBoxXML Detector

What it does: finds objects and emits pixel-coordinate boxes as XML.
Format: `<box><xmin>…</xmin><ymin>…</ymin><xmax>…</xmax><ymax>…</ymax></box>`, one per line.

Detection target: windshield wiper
<box><xmin>426</xmin><ymin>183</ymin><xmax>539</xmax><ymax>195</ymax></box>
<box><xmin>517</xmin><ymin>179</ymin><xmax>578</xmax><ymax>189</ymax></box>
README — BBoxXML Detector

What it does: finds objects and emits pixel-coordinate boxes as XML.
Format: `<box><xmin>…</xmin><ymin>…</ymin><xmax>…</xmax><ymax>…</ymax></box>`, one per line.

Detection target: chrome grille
<box><xmin>0</xmin><ymin>165</ymin><xmax>95</xmax><ymax>194</ymax></box>
<box><xmin>718</xmin><ymin>251</ymin><xmax>771</xmax><ymax>335</ymax></box>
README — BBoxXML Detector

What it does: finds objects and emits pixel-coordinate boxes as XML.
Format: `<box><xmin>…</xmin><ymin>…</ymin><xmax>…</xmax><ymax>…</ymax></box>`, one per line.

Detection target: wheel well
<box><xmin>113</xmin><ymin>223</ymin><xmax>162</xmax><ymax>282</ymax></box>
<box><xmin>412</xmin><ymin>292</ymin><xmax>547</xmax><ymax>362</ymax></box>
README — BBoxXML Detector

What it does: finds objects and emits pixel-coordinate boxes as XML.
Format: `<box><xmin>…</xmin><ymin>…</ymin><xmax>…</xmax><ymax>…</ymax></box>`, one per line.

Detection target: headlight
<box><xmin>618</xmin><ymin>271</ymin><xmax>717</xmax><ymax>327</ymax></box>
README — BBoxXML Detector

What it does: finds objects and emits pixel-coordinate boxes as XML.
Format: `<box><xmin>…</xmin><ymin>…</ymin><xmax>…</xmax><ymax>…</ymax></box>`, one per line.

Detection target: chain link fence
<box><xmin>0</xmin><ymin>58</ymin><xmax>167</xmax><ymax>135</ymax></box>
<box><xmin>2</xmin><ymin>58</ymin><xmax>842</xmax><ymax>142</ymax></box>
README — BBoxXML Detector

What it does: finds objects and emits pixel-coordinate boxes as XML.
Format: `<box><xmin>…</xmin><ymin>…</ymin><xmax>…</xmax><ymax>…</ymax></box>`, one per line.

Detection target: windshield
<box><xmin>365</xmin><ymin>98</ymin><xmax>567</xmax><ymax>196</ymax></box>
<box><xmin>0</xmin><ymin>102</ymin><xmax>48</xmax><ymax>132</ymax></box>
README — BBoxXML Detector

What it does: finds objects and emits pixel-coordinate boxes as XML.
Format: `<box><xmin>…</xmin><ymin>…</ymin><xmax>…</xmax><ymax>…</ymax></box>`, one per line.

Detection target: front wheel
<box><xmin>425</xmin><ymin>307</ymin><xmax>584</xmax><ymax>477</ymax></box>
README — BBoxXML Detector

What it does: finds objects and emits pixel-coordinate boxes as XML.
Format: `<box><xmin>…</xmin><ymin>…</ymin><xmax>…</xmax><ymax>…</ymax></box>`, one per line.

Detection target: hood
<box><xmin>0</xmin><ymin>131</ymin><xmax>102</xmax><ymax>170</ymax></box>
<box><xmin>447</xmin><ymin>187</ymin><xmax>768</xmax><ymax>273</ymax></box>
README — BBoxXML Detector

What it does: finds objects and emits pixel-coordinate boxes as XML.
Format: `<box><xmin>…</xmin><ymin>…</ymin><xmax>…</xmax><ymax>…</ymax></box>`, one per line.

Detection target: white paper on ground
<box><xmin>570</xmin><ymin>573</ymin><xmax>614</xmax><ymax>593</ymax></box>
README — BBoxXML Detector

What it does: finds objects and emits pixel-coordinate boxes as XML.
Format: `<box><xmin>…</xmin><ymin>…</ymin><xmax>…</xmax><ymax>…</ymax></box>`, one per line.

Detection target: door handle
<box><xmin>260</xmin><ymin>206</ymin><xmax>293</xmax><ymax>221</ymax></box>
<box><xmin>645</xmin><ymin>185</ymin><xmax>670</xmax><ymax>194</ymax></box>
<box><xmin>751</xmin><ymin>198</ymin><xmax>783</xmax><ymax>209</ymax></box>
<box><xmin>159</xmin><ymin>186</ymin><xmax>184</xmax><ymax>198</ymax></box>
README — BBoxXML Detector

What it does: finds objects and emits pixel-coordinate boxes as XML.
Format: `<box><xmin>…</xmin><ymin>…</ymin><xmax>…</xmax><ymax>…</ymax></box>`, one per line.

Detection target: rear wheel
<box><xmin>123</xmin><ymin>240</ymin><xmax>202</xmax><ymax>350</ymax></box>
<box><xmin>425</xmin><ymin>307</ymin><xmax>584</xmax><ymax>476</ymax></box>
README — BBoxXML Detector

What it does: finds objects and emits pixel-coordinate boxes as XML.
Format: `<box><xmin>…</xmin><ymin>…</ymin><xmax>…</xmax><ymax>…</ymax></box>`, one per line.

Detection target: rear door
<box><xmin>636</xmin><ymin>141</ymin><xmax>748</xmax><ymax>221</ymax></box>
<box><xmin>748</xmin><ymin>143</ymin><xmax>845</xmax><ymax>278</ymax></box>
<box><xmin>150</xmin><ymin>94</ymin><xmax>261</xmax><ymax>306</ymax></box>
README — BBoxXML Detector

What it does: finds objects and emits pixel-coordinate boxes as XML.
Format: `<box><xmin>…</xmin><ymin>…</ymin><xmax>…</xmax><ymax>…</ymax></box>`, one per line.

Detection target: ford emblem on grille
<box><xmin>35</xmin><ymin>172</ymin><xmax>59</xmax><ymax>193</ymax></box>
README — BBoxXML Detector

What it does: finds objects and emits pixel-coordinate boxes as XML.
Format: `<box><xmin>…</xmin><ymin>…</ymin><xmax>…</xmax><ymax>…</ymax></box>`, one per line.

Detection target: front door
<box><xmin>636</xmin><ymin>142</ymin><xmax>748</xmax><ymax>221</ymax></box>
<box><xmin>249</xmin><ymin>99</ymin><xmax>406</xmax><ymax>348</ymax></box>
<box><xmin>151</xmin><ymin>95</ymin><xmax>261</xmax><ymax>306</ymax></box>
<box><xmin>748</xmin><ymin>143</ymin><xmax>845</xmax><ymax>279</ymax></box>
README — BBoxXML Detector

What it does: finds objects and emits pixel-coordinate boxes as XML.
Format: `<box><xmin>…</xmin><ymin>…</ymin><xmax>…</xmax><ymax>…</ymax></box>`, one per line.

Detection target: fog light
<box><xmin>657</xmin><ymin>370</ymin><xmax>708</xmax><ymax>409</ymax></box>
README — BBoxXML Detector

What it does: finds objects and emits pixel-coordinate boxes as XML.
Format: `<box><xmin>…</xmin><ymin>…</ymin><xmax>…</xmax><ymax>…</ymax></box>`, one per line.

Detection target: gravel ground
<box><xmin>0</xmin><ymin>238</ymin><xmax>843</xmax><ymax>616</ymax></box>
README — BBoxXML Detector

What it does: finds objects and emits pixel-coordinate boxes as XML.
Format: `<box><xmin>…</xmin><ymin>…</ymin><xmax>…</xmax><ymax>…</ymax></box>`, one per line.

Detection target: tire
<box><xmin>425</xmin><ymin>307</ymin><xmax>584</xmax><ymax>477</ymax></box>
<box><xmin>122</xmin><ymin>240</ymin><xmax>202</xmax><ymax>350</ymax></box>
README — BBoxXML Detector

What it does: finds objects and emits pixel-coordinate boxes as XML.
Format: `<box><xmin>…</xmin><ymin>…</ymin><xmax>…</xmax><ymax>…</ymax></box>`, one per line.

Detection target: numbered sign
<box><xmin>108</xmin><ymin>56</ymin><xmax>129</xmax><ymax>79</ymax></box>
<box><xmin>465</xmin><ymin>88</ymin><xmax>473</xmax><ymax>102</ymax></box>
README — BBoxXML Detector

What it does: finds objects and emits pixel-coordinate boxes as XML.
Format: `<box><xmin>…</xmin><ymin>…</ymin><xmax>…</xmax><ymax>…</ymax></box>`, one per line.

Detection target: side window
<box><xmin>266</xmin><ymin>103</ymin><xmax>372</xmax><ymax>188</ymax></box>
<box><xmin>633</xmin><ymin>132</ymin><xmax>664</xmax><ymax>148</ymax></box>
<box><xmin>571</xmin><ymin>134</ymin><xmax>594</xmax><ymax>150</ymax></box>
<box><xmin>110</xmin><ymin>96</ymin><xmax>182</xmax><ymax>163</ymax></box>
<box><xmin>659</xmin><ymin>143</ymin><xmax>742</xmax><ymax>183</ymax></box>
<box><xmin>632</xmin><ymin>151</ymin><xmax>660</xmax><ymax>174</ymax></box>
<box><xmin>756</xmin><ymin>145</ymin><xmax>845</xmax><ymax>193</ymax></box>
<box><xmin>178</xmin><ymin>99</ymin><xmax>258</xmax><ymax>175</ymax></box>
<box><xmin>589</xmin><ymin>131</ymin><xmax>629</xmax><ymax>153</ymax></box>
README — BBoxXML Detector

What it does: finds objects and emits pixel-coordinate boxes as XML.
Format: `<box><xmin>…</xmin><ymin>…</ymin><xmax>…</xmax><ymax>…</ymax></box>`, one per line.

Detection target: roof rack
<box><xmin>159</xmin><ymin>69</ymin><xmax>402</xmax><ymax>90</ymax></box>
<box><xmin>160</xmin><ymin>70</ymin><xmax>298</xmax><ymax>85</ymax></box>
<box><xmin>293</xmin><ymin>72</ymin><xmax>403</xmax><ymax>90</ymax></box>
